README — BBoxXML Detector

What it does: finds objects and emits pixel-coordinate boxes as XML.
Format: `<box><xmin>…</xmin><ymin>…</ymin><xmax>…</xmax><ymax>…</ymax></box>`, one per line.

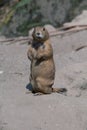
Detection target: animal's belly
<box><xmin>31</xmin><ymin>59</ymin><xmax>55</xmax><ymax>80</ymax></box>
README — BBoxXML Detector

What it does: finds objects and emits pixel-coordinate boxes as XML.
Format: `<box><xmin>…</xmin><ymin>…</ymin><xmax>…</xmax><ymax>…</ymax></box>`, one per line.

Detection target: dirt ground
<box><xmin>0</xmin><ymin>27</ymin><xmax>87</xmax><ymax>130</ymax></box>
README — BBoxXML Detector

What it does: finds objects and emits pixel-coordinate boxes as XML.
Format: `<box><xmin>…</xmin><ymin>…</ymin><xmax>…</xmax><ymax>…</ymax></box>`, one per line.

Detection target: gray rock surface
<box><xmin>0</xmin><ymin>26</ymin><xmax>87</xmax><ymax>130</ymax></box>
<box><xmin>64</xmin><ymin>10</ymin><xmax>87</xmax><ymax>27</ymax></box>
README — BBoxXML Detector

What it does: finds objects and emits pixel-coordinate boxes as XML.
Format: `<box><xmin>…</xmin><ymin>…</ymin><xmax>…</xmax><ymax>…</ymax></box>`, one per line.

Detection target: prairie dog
<box><xmin>27</xmin><ymin>26</ymin><xmax>67</xmax><ymax>94</ymax></box>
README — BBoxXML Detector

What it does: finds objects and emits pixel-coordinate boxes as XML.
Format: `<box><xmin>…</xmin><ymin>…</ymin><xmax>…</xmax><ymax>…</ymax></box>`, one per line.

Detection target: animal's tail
<box><xmin>52</xmin><ymin>87</ymin><xmax>67</xmax><ymax>93</ymax></box>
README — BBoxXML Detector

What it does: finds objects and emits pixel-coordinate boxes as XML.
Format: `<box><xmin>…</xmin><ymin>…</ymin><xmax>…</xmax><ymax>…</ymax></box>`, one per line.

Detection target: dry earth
<box><xmin>0</xmin><ymin>13</ymin><xmax>87</xmax><ymax>130</ymax></box>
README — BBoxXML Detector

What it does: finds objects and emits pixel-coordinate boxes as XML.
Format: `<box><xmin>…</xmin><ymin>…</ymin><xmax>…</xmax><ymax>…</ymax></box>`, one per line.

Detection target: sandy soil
<box><xmin>0</xmin><ymin>24</ymin><xmax>87</xmax><ymax>129</ymax></box>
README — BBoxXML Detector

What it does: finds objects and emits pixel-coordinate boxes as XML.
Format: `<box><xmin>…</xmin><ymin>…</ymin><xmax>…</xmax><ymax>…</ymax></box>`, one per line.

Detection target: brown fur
<box><xmin>27</xmin><ymin>26</ymin><xmax>67</xmax><ymax>94</ymax></box>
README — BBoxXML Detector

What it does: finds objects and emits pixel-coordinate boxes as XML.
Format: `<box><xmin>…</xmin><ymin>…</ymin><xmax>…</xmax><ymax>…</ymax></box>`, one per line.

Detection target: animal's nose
<box><xmin>37</xmin><ymin>32</ymin><xmax>40</xmax><ymax>35</ymax></box>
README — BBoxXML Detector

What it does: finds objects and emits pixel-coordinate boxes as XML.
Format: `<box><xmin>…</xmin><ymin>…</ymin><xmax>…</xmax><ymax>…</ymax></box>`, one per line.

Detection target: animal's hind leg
<box><xmin>36</xmin><ymin>79</ymin><xmax>53</xmax><ymax>94</ymax></box>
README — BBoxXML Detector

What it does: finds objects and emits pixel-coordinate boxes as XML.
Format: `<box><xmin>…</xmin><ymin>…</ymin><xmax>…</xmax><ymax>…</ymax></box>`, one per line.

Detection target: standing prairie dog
<box><xmin>27</xmin><ymin>26</ymin><xmax>67</xmax><ymax>94</ymax></box>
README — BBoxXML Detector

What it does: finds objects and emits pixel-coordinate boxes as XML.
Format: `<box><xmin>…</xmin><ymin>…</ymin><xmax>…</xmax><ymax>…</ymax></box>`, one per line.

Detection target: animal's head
<box><xmin>32</xmin><ymin>26</ymin><xmax>49</xmax><ymax>42</ymax></box>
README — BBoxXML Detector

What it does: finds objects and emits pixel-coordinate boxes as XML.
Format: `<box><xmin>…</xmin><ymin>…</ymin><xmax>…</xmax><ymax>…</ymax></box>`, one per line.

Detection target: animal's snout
<box><xmin>35</xmin><ymin>31</ymin><xmax>43</xmax><ymax>39</ymax></box>
<box><xmin>37</xmin><ymin>32</ymin><xmax>40</xmax><ymax>36</ymax></box>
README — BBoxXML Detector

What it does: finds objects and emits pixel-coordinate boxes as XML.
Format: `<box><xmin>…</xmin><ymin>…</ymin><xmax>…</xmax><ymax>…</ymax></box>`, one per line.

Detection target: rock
<box><xmin>57</xmin><ymin>62</ymin><xmax>87</xmax><ymax>97</ymax></box>
<box><xmin>1</xmin><ymin>8</ymin><xmax>87</xmax><ymax>130</ymax></box>
<box><xmin>45</xmin><ymin>24</ymin><xmax>56</xmax><ymax>33</ymax></box>
<box><xmin>64</xmin><ymin>10</ymin><xmax>87</xmax><ymax>27</ymax></box>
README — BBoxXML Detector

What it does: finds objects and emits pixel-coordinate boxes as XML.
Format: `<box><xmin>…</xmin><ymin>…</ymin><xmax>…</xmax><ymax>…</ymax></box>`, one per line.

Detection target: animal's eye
<box><xmin>43</xmin><ymin>28</ymin><xmax>45</xmax><ymax>31</ymax></box>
